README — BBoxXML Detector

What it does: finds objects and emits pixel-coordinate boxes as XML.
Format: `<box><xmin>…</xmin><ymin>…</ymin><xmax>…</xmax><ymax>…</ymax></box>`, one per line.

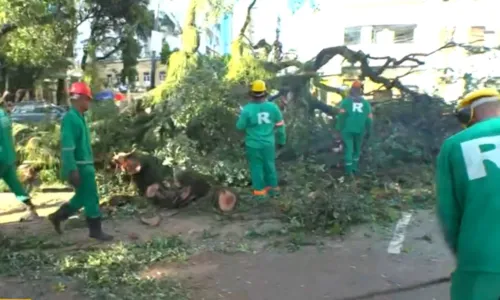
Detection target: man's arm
<box><xmin>274</xmin><ymin>104</ymin><xmax>286</xmax><ymax>145</ymax></box>
<box><xmin>60</xmin><ymin>116</ymin><xmax>77</xmax><ymax>179</ymax></box>
<box><xmin>436</xmin><ymin>141</ymin><xmax>461</xmax><ymax>255</ymax></box>
<box><xmin>335</xmin><ymin>100</ymin><xmax>347</xmax><ymax>131</ymax></box>
<box><xmin>365</xmin><ymin>101</ymin><xmax>373</xmax><ymax>135</ymax></box>
<box><xmin>236</xmin><ymin>108</ymin><xmax>248</xmax><ymax>130</ymax></box>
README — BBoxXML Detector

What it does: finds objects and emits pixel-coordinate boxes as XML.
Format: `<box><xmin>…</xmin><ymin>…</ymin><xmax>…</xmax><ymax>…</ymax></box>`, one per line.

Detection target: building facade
<box><xmin>96</xmin><ymin>2</ymin><xmax>234</xmax><ymax>91</ymax></box>
<box><xmin>96</xmin><ymin>58</ymin><xmax>166</xmax><ymax>91</ymax></box>
<box><xmin>314</xmin><ymin>0</ymin><xmax>500</xmax><ymax>101</ymax></box>
<box><xmin>143</xmin><ymin>3</ymin><xmax>232</xmax><ymax>57</ymax></box>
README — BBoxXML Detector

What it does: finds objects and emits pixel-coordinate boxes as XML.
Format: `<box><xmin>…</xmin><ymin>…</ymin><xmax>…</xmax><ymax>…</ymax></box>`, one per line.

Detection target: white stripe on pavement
<box><xmin>387</xmin><ymin>212</ymin><xmax>412</xmax><ymax>254</ymax></box>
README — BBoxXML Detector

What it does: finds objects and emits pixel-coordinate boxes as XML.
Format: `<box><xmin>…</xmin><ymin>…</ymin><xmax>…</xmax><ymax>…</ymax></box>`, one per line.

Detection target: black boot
<box><xmin>86</xmin><ymin>217</ymin><xmax>114</xmax><ymax>241</ymax></box>
<box><xmin>48</xmin><ymin>203</ymin><xmax>73</xmax><ymax>234</ymax></box>
<box><xmin>19</xmin><ymin>198</ymin><xmax>39</xmax><ymax>222</ymax></box>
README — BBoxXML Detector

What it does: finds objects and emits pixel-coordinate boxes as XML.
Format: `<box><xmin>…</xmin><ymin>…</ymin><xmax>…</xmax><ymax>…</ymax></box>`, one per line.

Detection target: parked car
<box><xmin>10</xmin><ymin>101</ymin><xmax>66</xmax><ymax>124</ymax></box>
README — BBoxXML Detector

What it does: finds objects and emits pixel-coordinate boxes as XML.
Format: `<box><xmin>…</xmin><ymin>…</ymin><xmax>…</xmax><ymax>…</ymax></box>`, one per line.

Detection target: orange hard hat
<box><xmin>351</xmin><ymin>80</ymin><xmax>363</xmax><ymax>88</ymax></box>
<box><xmin>69</xmin><ymin>82</ymin><xmax>92</xmax><ymax>99</ymax></box>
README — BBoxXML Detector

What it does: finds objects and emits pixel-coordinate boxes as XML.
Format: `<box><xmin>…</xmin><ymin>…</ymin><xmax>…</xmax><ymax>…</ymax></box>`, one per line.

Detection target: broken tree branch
<box><xmin>265</xmin><ymin>41</ymin><xmax>490</xmax><ymax>104</ymax></box>
<box><xmin>239</xmin><ymin>0</ymin><xmax>257</xmax><ymax>37</ymax></box>
<box><xmin>96</xmin><ymin>40</ymin><xmax>126</xmax><ymax>60</ymax></box>
<box><xmin>0</xmin><ymin>24</ymin><xmax>17</xmax><ymax>38</ymax></box>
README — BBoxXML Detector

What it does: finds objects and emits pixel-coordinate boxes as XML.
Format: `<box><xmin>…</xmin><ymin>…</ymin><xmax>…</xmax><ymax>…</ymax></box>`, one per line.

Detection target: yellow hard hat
<box><xmin>250</xmin><ymin>80</ymin><xmax>267</xmax><ymax>93</ymax></box>
<box><xmin>455</xmin><ymin>88</ymin><xmax>500</xmax><ymax>127</ymax></box>
<box><xmin>456</xmin><ymin>88</ymin><xmax>500</xmax><ymax>110</ymax></box>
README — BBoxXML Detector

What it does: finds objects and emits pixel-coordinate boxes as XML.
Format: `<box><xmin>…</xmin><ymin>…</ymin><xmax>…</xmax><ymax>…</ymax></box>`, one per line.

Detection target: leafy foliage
<box><xmin>14</xmin><ymin>123</ymin><xmax>60</xmax><ymax>168</ymax></box>
<box><xmin>160</xmin><ymin>42</ymin><xmax>176</xmax><ymax>65</ymax></box>
<box><xmin>0</xmin><ymin>234</ymin><xmax>190</xmax><ymax>299</ymax></box>
<box><xmin>0</xmin><ymin>0</ymin><xmax>74</xmax><ymax>66</ymax></box>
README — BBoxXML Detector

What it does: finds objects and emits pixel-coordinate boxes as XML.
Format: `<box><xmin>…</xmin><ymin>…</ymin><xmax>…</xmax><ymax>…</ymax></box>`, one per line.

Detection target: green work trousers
<box><xmin>341</xmin><ymin>132</ymin><xmax>363</xmax><ymax>175</ymax></box>
<box><xmin>67</xmin><ymin>165</ymin><xmax>101</xmax><ymax>218</ymax></box>
<box><xmin>245</xmin><ymin>146</ymin><xmax>279</xmax><ymax>198</ymax></box>
<box><xmin>0</xmin><ymin>164</ymin><xmax>30</xmax><ymax>202</ymax></box>
<box><xmin>451</xmin><ymin>270</ymin><xmax>500</xmax><ymax>300</ymax></box>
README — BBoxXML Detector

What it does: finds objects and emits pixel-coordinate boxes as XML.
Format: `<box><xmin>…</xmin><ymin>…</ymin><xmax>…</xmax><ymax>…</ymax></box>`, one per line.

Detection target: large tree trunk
<box><xmin>226</xmin><ymin>0</ymin><xmax>257</xmax><ymax>81</ymax></box>
<box><xmin>159</xmin><ymin>0</ymin><xmax>199</xmax><ymax>96</ymax></box>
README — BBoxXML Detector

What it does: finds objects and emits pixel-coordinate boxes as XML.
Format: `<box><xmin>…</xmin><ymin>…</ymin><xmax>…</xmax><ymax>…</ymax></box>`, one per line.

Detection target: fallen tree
<box><xmin>11</xmin><ymin>0</ymin><xmax>496</xmax><ymax>232</ymax></box>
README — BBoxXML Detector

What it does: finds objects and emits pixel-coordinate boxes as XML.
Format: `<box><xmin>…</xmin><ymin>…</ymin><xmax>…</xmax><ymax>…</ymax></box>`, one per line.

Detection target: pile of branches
<box><xmin>12</xmin><ymin>42</ymin><xmax>464</xmax><ymax>231</ymax></box>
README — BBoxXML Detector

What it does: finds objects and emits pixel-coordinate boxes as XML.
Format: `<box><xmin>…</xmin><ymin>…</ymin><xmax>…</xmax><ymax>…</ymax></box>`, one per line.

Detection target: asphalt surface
<box><xmin>0</xmin><ymin>192</ymin><xmax>453</xmax><ymax>300</ymax></box>
<box><xmin>189</xmin><ymin>210</ymin><xmax>453</xmax><ymax>300</ymax></box>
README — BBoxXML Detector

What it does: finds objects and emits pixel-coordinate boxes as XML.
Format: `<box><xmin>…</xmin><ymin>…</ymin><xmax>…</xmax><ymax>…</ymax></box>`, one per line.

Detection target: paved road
<box><xmin>0</xmin><ymin>192</ymin><xmax>453</xmax><ymax>300</ymax></box>
<box><xmin>188</xmin><ymin>210</ymin><xmax>453</xmax><ymax>300</ymax></box>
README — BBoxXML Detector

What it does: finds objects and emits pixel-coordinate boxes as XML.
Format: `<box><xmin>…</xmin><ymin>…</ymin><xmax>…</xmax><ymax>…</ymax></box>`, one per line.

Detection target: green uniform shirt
<box><xmin>335</xmin><ymin>97</ymin><xmax>373</xmax><ymax>134</ymax></box>
<box><xmin>60</xmin><ymin>107</ymin><xmax>94</xmax><ymax>179</ymax></box>
<box><xmin>437</xmin><ymin>116</ymin><xmax>500</xmax><ymax>272</ymax></box>
<box><xmin>236</xmin><ymin>101</ymin><xmax>286</xmax><ymax>148</ymax></box>
<box><xmin>0</xmin><ymin>108</ymin><xmax>16</xmax><ymax>166</ymax></box>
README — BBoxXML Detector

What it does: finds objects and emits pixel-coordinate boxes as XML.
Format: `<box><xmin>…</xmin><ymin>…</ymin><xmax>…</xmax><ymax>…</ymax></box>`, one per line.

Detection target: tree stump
<box><xmin>211</xmin><ymin>187</ymin><xmax>238</xmax><ymax>212</ymax></box>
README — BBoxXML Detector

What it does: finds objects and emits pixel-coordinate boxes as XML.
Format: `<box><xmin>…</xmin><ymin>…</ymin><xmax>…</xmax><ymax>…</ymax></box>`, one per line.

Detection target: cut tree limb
<box><xmin>264</xmin><ymin>41</ymin><xmax>486</xmax><ymax>106</ymax></box>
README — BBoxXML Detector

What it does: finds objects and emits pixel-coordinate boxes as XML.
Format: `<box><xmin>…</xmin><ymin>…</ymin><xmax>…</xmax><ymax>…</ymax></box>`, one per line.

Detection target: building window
<box><xmin>159</xmin><ymin>71</ymin><xmax>166</xmax><ymax>82</ymax></box>
<box><xmin>344</xmin><ymin>26</ymin><xmax>361</xmax><ymax>45</ymax></box>
<box><xmin>372</xmin><ymin>25</ymin><xmax>416</xmax><ymax>44</ymax></box>
<box><xmin>469</xmin><ymin>26</ymin><xmax>485</xmax><ymax>46</ymax></box>
<box><xmin>143</xmin><ymin>72</ymin><xmax>151</xmax><ymax>82</ymax></box>
<box><xmin>393</xmin><ymin>25</ymin><xmax>416</xmax><ymax>44</ymax></box>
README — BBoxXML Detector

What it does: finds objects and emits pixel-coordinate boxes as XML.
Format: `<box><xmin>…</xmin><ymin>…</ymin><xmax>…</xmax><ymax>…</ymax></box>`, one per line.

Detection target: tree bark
<box><xmin>157</xmin><ymin>0</ymin><xmax>200</xmax><ymax>99</ymax></box>
<box><xmin>226</xmin><ymin>0</ymin><xmax>258</xmax><ymax>81</ymax></box>
<box><xmin>264</xmin><ymin>42</ymin><xmax>461</xmax><ymax>115</ymax></box>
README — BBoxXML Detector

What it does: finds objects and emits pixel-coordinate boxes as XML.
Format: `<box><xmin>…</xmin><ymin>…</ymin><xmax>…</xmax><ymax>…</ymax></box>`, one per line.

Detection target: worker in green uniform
<box><xmin>236</xmin><ymin>80</ymin><xmax>286</xmax><ymax>199</ymax></box>
<box><xmin>48</xmin><ymin>82</ymin><xmax>113</xmax><ymax>241</ymax></box>
<box><xmin>335</xmin><ymin>80</ymin><xmax>373</xmax><ymax>175</ymax></box>
<box><xmin>437</xmin><ymin>88</ymin><xmax>500</xmax><ymax>300</ymax></box>
<box><xmin>0</xmin><ymin>92</ymin><xmax>39</xmax><ymax>220</ymax></box>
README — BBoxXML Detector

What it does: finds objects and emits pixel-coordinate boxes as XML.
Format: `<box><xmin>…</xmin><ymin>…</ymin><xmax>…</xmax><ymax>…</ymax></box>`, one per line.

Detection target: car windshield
<box><xmin>11</xmin><ymin>103</ymin><xmax>61</xmax><ymax>114</ymax></box>
<box><xmin>11</xmin><ymin>104</ymin><xmax>36</xmax><ymax>114</ymax></box>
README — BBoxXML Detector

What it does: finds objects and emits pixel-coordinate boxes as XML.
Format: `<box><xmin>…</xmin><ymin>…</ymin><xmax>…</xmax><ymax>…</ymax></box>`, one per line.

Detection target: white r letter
<box><xmin>353</xmin><ymin>102</ymin><xmax>363</xmax><ymax>113</ymax></box>
<box><xmin>257</xmin><ymin>112</ymin><xmax>271</xmax><ymax>124</ymax></box>
<box><xmin>461</xmin><ymin>136</ymin><xmax>500</xmax><ymax>180</ymax></box>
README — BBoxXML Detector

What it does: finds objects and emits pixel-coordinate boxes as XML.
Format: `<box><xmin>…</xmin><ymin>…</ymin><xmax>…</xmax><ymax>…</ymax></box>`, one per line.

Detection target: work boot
<box><xmin>48</xmin><ymin>203</ymin><xmax>73</xmax><ymax>234</ymax></box>
<box><xmin>86</xmin><ymin>217</ymin><xmax>114</xmax><ymax>241</ymax></box>
<box><xmin>268</xmin><ymin>187</ymin><xmax>280</xmax><ymax>198</ymax></box>
<box><xmin>352</xmin><ymin>160</ymin><xmax>359</xmax><ymax>175</ymax></box>
<box><xmin>19</xmin><ymin>198</ymin><xmax>39</xmax><ymax>222</ymax></box>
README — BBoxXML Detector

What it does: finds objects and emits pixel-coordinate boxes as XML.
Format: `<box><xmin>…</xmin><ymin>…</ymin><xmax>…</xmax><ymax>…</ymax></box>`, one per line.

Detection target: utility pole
<box><xmin>150</xmin><ymin>2</ymin><xmax>160</xmax><ymax>90</ymax></box>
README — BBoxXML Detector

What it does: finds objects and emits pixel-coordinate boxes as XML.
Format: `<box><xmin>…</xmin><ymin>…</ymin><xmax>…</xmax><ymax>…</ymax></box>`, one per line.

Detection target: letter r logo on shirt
<box><xmin>461</xmin><ymin>136</ymin><xmax>500</xmax><ymax>180</ymax></box>
<box><xmin>257</xmin><ymin>112</ymin><xmax>271</xmax><ymax>124</ymax></box>
<box><xmin>353</xmin><ymin>102</ymin><xmax>363</xmax><ymax>113</ymax></box>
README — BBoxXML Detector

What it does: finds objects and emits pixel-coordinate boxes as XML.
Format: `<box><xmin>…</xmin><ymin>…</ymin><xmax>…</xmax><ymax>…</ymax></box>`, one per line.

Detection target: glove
<box><xmin>365</xmin><ymin>132</ymin><xmax>371</xmax><ymax>140</ymax></box>
<box><xmin>277</xmin><ymin>144</ymin><xmax>285</xmax><ymax>150</ymax></box>
<box><xmin>68</xmin><ymin>170</ymin><xmax>81</xmax><ymax>188</ymax></box>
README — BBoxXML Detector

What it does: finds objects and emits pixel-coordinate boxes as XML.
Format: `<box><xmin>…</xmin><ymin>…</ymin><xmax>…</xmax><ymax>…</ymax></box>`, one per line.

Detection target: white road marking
<box><xmin>387</xmin><ymin>212</ymin><xmax>412</xmax><ymax>254</ymax></box>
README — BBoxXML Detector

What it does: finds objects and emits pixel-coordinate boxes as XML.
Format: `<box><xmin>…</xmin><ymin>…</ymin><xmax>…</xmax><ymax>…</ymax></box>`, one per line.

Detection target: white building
<box><xmin>143</xmin><ymin>1</ymin><xmax>225</xmax><ymax>57</ymax></box>
<box><xmin>288</xmin><ymin>0</ymin><xmax>500</xmax><ymax>99</ymax></box>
